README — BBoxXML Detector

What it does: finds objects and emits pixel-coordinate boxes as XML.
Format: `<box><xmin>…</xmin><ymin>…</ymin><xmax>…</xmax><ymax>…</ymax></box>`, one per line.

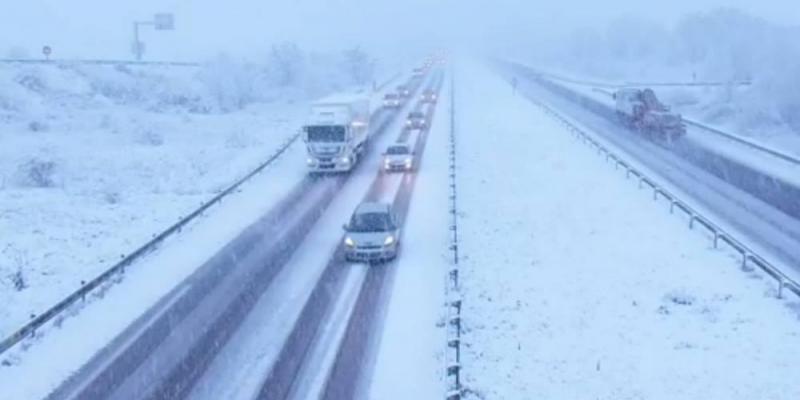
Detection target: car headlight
<box><xmin>404</xmin><ymin>158</ymin><xmax>412</xmax><ymax>167</ymax></box>
<box><xmin>344</xmin><ymin>237</ymin><xmax>355</xmax><ymax>247</ymax></box>
<box><xmin>384</xmin><ymin>235</ymin><xmax>395</xmax><ymax>246</ymax></box>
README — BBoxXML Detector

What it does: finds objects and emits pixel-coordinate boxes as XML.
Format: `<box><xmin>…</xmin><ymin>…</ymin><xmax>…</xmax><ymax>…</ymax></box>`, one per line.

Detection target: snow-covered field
<box><xmin>0</xmin><ymin>59</ymin><xmax>397</xmax><ymax>339</ymax></box>
<box><xmin>0</xmin><ymin>62</ymin><xmax>308</xmax><ymax>337</ymax></box>
<box><xmin>457</xmin><ymin>62</ymin><xmax>800</xmax><ymax>399</ymax></box>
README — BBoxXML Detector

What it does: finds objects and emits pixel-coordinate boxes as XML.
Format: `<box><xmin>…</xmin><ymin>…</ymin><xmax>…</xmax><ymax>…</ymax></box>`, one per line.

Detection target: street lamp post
<box><xmin>132</xmin><ymin>13</ymin><xmax>174</xmax><ymax>61</ymax></box>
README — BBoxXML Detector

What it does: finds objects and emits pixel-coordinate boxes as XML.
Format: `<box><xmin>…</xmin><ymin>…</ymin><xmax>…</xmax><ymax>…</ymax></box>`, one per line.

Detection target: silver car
<box><xmin>343</xmin><ymin>202</ymin><xmax>400</xmax><ymax>263</ymax></box>
<box><xmin>383</xmin><ymin>143</ymin><xmax>414</xmax><ymax>172</ymax></box>
<box><xmin>405</xmin><ymin>111</ymin><xmax>426</xmax><ymax>129</ymax></box>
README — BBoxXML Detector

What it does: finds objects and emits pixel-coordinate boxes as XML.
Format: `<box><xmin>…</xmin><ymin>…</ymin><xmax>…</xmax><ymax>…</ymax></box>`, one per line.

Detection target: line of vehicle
<box><xmin>46</xmin><ymin>72</ymin><xmax>425</xmax><ymax>400</ymax></box>
<box><xmin>255</xmin><ymin>71</ymin><xmax>445</xmax><ymax>400</ymax></box>
<box><xmin>322</xmin><ymin>73</ymin><xmax>445</xmax><ymax>400</ymax></box>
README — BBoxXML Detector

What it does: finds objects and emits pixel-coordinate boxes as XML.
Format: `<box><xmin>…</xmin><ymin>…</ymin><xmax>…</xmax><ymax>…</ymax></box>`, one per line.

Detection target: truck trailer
<box><xmin>303</xmin><ymin>94</ymin><xmax>371</xmax><ymax>172</ymax></box>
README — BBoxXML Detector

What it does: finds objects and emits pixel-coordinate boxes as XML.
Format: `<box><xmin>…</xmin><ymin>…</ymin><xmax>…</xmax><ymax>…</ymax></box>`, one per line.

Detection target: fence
<box><xmin>444</xmin><ymin>69</ymin><xmax>464</xmax><ymax>400</ymax></box>
<box><xmin>529</xmin><ymin>97</ymin><xmax>800</xmax><ymax>301</ymax></box>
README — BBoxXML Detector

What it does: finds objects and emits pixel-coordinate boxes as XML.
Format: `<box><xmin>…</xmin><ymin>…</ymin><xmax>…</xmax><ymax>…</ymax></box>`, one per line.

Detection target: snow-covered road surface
<box><xmin>366</xmin><ymin>69</ymin><xmax>451</xmax><ymax>400</ymax></box>
<box><xmin>457</xmin><ymin>62</ymin><xmax>800</xmax><ymax>399</ymax></box>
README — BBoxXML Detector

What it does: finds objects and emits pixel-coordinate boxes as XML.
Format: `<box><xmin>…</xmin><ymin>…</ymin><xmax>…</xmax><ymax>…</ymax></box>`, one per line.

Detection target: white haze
<box><xmin>2</xmin><ymin>0</ymin><xmax>799</xmax><ymax>61</ymax></box>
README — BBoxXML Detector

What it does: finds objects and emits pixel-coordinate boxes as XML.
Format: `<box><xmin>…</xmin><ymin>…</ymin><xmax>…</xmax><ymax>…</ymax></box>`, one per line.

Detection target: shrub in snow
<box><xmin>103</xmin><ymin>190</ymin><xmax>122</xmax><ymax>205</ymax></box>
<box><xmin>266</xmin><ymin>42</ymin><xmax>306</xmax><ymax>87</ymax></box>
<box><xmin>133</xmin><ymin>128</ymin><xmax>164</xmax><ymax>146</ymax></box>
<box><xmin>664</xmin><ymin>289</ymin><xmax>695</xmax><ymax>306</ymax></box>
<box><xmin>341</xmin><ymin>47</ymin><xmax>376</xmax><ymax>86</ymax></box>
<box><xmin>199</xmin><ymin>55</ymin><xmax>268</xmax><ymax>112</ymax></box>
<box><xmin>27</xmin><ymin>120</ymin><xmax>49</xmax><ymax>132</ymax></box>
<box><xmin>16</xmin><ymin>157</ymin><xmax>57</xmax><ymax>188</ymax></box>
<box><xmin>9</xmin><ymin>268</ymin><xmax>26</xmax><ymax>291</ymax></box>
<box><xmin>2</xmin><ymin>246</ymin><xmax>29</xmax><ymax>291</ymax></box>
<box><xmin>14</xmin><ymin>68</ymin><xmax>48</xmax><ymax>93</ymax></box>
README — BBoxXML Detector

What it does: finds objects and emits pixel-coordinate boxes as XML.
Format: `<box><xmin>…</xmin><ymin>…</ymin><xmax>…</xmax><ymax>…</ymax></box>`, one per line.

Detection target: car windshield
<box><xmin>306</xmin><ymin>125</ymin><xmax>345</xmax><ymax>142</ymax></box>
<box><xmin>348</xmin><ymin>212</ymin><xmax>394</xmax><ymax>232</ymax></box>
<box><xmin>386</xmin><ymin>146</ymin><xmax>409</xmax><ymax>155</ymax></box>
<box><xmin>409</xmin><ymin>112</ymin><xmax>424</xmax><ymax>119</ymax></box>
<box><xmin>385</xmin><ymin>94</ymin><xmax>397</xmax><ymax>99</ymax></box>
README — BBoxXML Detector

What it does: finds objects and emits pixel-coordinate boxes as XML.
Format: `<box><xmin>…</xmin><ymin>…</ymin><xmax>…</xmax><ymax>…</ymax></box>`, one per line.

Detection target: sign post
<box><xmin>42</xmin><ymin>46</ymin><xmax>52</xmax><ymax>61</ymax></box>
<box><xmin>131</xmin><ymin>13</ymin><xmax>174</xmax><ymax>61</ymax></box>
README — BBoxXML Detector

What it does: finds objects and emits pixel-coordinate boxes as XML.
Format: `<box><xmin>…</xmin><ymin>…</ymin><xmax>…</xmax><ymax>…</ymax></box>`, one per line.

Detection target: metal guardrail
<box><xmin>684</xmin><ymin>120</ymin><xmax>800</xmax><ymax>167</ymax></box>
<box><xmin>538</xmin><ymin>70</ymin><xmax>751</xmax><ymax>89</ymax></box>
<box><xmin>0</xmin><ymin>133</ymin><xmax>301</xmax><ymax>355</ymax></box>
<box><xmin>530</xmin><ymin>97</ymin><xmax>800</xmax><ymax>301</ymax></box>
<box><xmin>444</xmin><ymin>69</ymin><xmax>464</xmax><ymax>400</ymax></box>
<box><xmin>0</xmin><ymin>58</ymin><xmax>200</xmax><ymax>67</ymax></box>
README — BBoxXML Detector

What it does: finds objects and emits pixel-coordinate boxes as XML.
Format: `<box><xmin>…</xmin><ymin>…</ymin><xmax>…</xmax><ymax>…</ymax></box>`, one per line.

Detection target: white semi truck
<box><xmin>303</xmin><ymin>94</ymin><xmax>371</xmax><ymax>172</ymax></box>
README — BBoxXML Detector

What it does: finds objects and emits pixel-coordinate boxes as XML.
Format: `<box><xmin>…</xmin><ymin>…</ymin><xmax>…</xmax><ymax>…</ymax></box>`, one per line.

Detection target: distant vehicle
<box><xmin>420</xmin><ymin>89</ymin><xmax>437</xmax><ymax>103</ymax></box>
<box><xmin>383</xmin><ymin>93</ymin><xmax>401</xmax><ymax>108</ymax></box>
<box><xmin>383</xmin><ymin>143</ymin><xmax>414</xmax><ymax>172</ymax></box>
<box><xmin>343</xmin><ymin>202</ymin><xmax>400</xmax><ymax>262</ymax></box>
<box><xmin>396</xmin><ymin>84</ymin><xmax>412</xmax><ymax>98</ymax></box>
<box><xmin>405</xmin><ymin>111</ymin><xmax>426</xmax><ymax>129</ymax></box>
<box><xmin>303</xmin><ymin>94</ymin><xmax>370</xmax><ymax>172</ymax></box>
<box><xmin>412</xmin><ymin>67</ymin><xmax>426</xmax><ymax>79</ymax></box>
<box><xmin>614</xmin><ymin>88</ymin><xmax>686</xmax><ymax>142</ymax></box>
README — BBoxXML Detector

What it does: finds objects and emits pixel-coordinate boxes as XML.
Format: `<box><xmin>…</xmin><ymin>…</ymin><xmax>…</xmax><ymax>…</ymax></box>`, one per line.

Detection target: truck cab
<box><xmin>303</xmin><ymin>95</ymin><xmax>370</xmax><ymax>172</ymax></box>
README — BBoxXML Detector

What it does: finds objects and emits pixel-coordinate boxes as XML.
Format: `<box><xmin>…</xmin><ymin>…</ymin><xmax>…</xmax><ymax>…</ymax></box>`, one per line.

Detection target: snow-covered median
<box><xmin>457</xmin><ymin>62</ymin><xmax>800</xmax><ymax>399</ymax></box>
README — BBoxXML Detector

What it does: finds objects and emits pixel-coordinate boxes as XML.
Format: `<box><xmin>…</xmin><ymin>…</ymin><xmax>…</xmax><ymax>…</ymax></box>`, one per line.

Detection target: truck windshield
<box><xmin>307</xmin><ymin>126</ymin><xmax>345</xmax><ymax>142</ymax></box>
<box><xmin>349</xmin><ymin>212</ymin><xmax>394</xmax><ymax>232</ymax></box>
<box><xmin>387</xmin><ymin>146</ymin><xmax>409</xmax><ymax>155</ymax></box>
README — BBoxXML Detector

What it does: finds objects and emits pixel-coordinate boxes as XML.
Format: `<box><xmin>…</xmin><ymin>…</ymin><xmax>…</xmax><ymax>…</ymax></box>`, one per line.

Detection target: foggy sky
<box><xmin>2</xmin><ymin>0</ymin><xmax>799</xmax><ymax>61</ymax></box>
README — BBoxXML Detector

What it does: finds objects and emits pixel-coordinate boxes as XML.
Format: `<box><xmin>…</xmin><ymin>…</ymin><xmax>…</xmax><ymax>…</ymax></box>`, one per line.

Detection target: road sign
<box><xmin>42</xmin><ymin>45</ymin><xmax>52</xmax><ymax>60</ymax></box>
<box><xmin>154</xmin><ymin>13</ymin><xmax>174</xmax><ymax>30</ymax></box>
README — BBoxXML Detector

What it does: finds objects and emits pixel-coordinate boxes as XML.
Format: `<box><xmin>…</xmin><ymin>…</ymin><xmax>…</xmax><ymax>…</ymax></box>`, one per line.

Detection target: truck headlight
<box><xmin>340</xmin><ymin>156</ymin><xmax>351</xmax><ymax>164</ymax></box>
<box><xmin>306</xmin><ymin>158</ymin><xmax>314</xmax><ymax>165</ymax></box>
<box><xmin>384</xmin><ymin>235</ymin><xmax>395</xmax><ymax>246</ymax></box>
<box><xmin>345</xmin><ymin>237</ymin><xmax>355</xmax><ymax>247</ymax></box>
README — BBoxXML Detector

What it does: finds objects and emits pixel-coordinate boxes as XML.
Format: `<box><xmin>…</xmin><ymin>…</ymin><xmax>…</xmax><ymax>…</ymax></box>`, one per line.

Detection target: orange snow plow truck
<box><xmin>614</xmin><ymin>88</ymin><xmax>686</xmax><ymax>142</ymax></box>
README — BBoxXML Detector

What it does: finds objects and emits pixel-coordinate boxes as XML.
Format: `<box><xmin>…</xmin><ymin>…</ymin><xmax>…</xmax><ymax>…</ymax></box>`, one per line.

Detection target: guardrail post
<box><xmin>778</xmin><ymin>279</ymin><xmax>786</xmax><ymax>299</ymax></box>
<box><xmin>689</xmin><ymin>214</ymin><xmax>696</xmax><ymax>229</ymax></box>
<box><xmin>741</xmin><ymin>253</ymin><xmax>753</xmax><ymax>272</ymax></box>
